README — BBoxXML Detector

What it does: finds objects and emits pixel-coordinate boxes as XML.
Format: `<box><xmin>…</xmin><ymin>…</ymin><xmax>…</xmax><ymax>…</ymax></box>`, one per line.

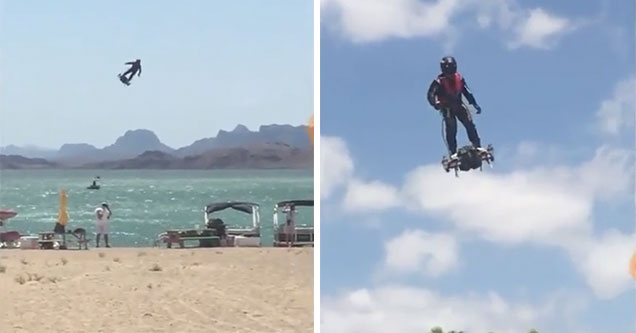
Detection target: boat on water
<box><xmin>156</xmin><ymin>201</ymin><xmax>261</xmax><ymax>248</ymax></box>
<box><xmin>87</xmin><ymin>178</ymin><xmax>100</xmax><ymax>190</ymax></box>
<box><xmin>204</xmin><ymin>201</ymin><xmax>261</xmax><ymax>247</ymax></box>
<box><xmin>273</xmin><ymin>200</ymin><xmax>313</xmax><ymax>247</ymax></box>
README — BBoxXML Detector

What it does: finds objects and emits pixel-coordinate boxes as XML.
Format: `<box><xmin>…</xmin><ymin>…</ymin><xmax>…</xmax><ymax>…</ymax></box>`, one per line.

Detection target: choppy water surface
<box><xmin>0</xmin><ymin>169</ymin><xmax>313</xmax><ymax>246</ymax></box>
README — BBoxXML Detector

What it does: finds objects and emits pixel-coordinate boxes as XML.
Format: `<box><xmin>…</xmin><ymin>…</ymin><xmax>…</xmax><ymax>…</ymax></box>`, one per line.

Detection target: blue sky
<box><xmin>320</xmin><ymin>0</ymin><xmax>634</xmax><ymax>332</ymax></box>
<box><xmin>0</xmin><ymin>0</ymin><xmax>313</xmax><ymax>148</ymax></box>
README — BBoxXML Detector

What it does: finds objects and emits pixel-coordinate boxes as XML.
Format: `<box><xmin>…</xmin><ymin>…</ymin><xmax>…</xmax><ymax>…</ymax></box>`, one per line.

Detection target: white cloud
<box><xmin>597</xmin><ymin>76</ymin><xmax>636</xmax><ymax>136</ymax></box>
<box><xmin>322</xmin><ymin>286</ymin><xmax>587</xmax><ymax>332</ymax></box>
<box><xmin>510</xmin><ymin>141</ymin><xmax>554</xmax><ymax>164</ymax></box>
<box><xmin>321</xmin><ymin>136</ymin><xmax>355</xmax><ymax>198</ymax></box>
<box><xmin>322</xmin><ymin>0</ymin><xmax>585</xmax><ymax>50</ymax></box>
<box><xmin>328</xmin><ymin>131</ymin><xmax>634</xmax><ymax>298</ymax></box>
<box><xmin>508</xmin><ymin>8</ymin><xmax>570</xmax><ymax>49</ymax></box>
<box><xmin>499</xmin><ymin>141</ymin><xmax>590</xmax><ymax>169</ymax></box>
<box><xmin>402</xmin><ymin>165</ymin><xmax>590</xmax><ymax>244</ymax></box>
<box><xmin>382</xmin><ymin>229</ymin><xmax>458</xmax><ymax>277</ymax></box>
<box><xmin>474</xmin><ymin>0</ymin><xmax>517</xmax><ymax>30</ymax></box>
<box><xmin>576</xmin><ymin>145</ymin><xmax>633</xmax><ymax>201</ymax></box>
<box><xmin>476</xmin><ymin>14</ymin><xmax>492</xmax><ymax>28</ymax></box>
<box><xmin>343</xmin><ymin>179</ymin><xmax>400</xmax><ymax>212</ymax></box>
<box><xmin>568</xmin><ymin>230</ymin><xmax>636</xmax><ymax>299</ymax></box>
<box><xmin>321</xmin><ymin>0</ymin><xmax>463</xmax><ymax>43</ymax></box>
<box><xmin>320</xmin><ymin>136</ymin><xmax>401</xmax><ymax>212</ymax></box>
<box><xmin>398</xmin><ymin>144</ymin><xmax>635</xmax><ymax>297</ymax></box>
<box><xmin>401</xmin><ymin>146</ymin><xmax>632</xmax><ymax>245</ymax></box>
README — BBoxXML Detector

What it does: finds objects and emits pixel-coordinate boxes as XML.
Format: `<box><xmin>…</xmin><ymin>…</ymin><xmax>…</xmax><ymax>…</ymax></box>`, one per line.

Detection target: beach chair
<box><xmin>53</xmin><ymin>221</ymin><xmax>90</xmax><ymax>250</ymax></box>
<box><xmin>67</xmin><ymin>228</ymin><xmax>90</xmax><ymax>250</ymax></box>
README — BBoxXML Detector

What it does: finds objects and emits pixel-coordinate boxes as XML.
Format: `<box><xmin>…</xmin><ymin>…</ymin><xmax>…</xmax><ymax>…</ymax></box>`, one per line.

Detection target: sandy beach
<box><xmin>0</xmin><ymin>247</ymin><xmax>313</xmax><ymax>333</ymax></box>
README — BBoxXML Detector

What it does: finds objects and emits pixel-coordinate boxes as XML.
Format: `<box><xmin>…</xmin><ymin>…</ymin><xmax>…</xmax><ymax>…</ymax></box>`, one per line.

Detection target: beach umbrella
<box><xmin>57</xmin><ymin>189</ymin><xmax>69</xmax><ymax>226</ymax></box>
<box><xmin>305</xmin><ymin>114</ymin><xmax>313</xmax><ymax>145</ymax></box>
<box><xmin>0</xmin><ymin>210</ymin><xmax>17</xmax><ymax>221</ymax></box>
<box><xmin>0</xmin><ymin>209</ymin><xmax>17</xmax><ymax>227</ymax></box>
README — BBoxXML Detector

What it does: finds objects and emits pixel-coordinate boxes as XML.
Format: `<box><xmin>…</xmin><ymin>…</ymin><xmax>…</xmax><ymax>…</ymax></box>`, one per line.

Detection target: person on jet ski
<box><xmin>427</xmin><ymin>56</ymin><xmax>482</xmax><ymax>157</ymax></box>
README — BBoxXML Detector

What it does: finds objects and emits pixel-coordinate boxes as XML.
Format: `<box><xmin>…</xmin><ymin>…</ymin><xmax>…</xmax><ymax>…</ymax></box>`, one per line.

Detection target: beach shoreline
<box><xmin>0</xmin><ymin>247</ymin><xmax>313</xmax><ymax>333</ymax></box>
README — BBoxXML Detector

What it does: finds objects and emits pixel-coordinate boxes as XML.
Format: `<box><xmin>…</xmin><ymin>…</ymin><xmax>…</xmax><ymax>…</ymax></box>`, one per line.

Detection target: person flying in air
<box><xmin>427</xmin><ymin>56</ymin><xmax>482</xmax><ymax>157</ymax></box>
<box><xmin>120</xmin><ymin>59</ymin><xmax>142</xmax><ymax>84</ymax></box>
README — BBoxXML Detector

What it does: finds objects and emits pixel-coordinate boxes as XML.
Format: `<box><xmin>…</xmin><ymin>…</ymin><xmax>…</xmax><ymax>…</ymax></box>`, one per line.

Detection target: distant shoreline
<box><xmin>0</xmin><ymin>167</ymin><xmax>315</xmax><ymax>170</ymax></box>
<box><xmin>0</xmin><ymin>144</ymin><xmax>314</xmax><ymax>170</ymax></box>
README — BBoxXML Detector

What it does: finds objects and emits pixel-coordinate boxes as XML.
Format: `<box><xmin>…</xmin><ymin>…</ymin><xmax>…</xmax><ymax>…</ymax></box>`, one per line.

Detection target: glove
<box><xmin>473</xmin><ymin>104</ymin><xmax>482</xmax><ymax>114</ymax></box>
<box><xmin>434</xmin><ymin>101</ymin><xmax>442</xmax><ymax>110</ymax></box>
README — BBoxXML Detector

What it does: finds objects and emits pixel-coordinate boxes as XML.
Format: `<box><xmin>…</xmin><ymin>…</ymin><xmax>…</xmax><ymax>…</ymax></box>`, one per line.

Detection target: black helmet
<box><xmin>440</xmin><ymin>56</ymin><xmax>457</xmax><ymax>75</ymax></box>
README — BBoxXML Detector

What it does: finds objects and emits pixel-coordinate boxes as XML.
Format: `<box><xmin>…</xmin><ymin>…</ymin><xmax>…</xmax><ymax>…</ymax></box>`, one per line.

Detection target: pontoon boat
<box><xmin>273</xmin><ymin>200</ymin><xmax>313</xmax><ymax>247</ymax></box>
<box><xmin>204</xmin><ymin>201</ymin><xmax>261</xmax><ymax>247</ymax></box>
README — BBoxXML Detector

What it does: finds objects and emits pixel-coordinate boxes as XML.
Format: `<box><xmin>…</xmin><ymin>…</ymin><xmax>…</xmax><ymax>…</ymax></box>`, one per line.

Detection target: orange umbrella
<box><xmin>58</xmin><ymin>189</ymin><xmax>69</xmax><ymax>226</ymax></box>
<box><xmin>307</xmin><ymin>114</ymin><xmax>314</xmax><ymax>145</ymax></box>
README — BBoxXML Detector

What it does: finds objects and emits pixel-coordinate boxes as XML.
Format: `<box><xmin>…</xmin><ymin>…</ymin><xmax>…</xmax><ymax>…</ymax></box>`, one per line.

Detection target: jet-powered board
<box><xmin>441</xmin><ymin>144</ymin><xmax>494</xmax><ymax>177</ymax></box>
<box><xmin>118</xmin><ymin>73</ymin><xmax>130</xmax><ymax>86</ymax></box>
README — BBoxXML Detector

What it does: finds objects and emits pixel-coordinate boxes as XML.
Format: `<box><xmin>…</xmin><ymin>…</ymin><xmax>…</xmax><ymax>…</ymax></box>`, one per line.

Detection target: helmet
<box><xmin>440</xmin><ymin>56</ymin><xmax>457</xmax><ymax>75</ymax></box>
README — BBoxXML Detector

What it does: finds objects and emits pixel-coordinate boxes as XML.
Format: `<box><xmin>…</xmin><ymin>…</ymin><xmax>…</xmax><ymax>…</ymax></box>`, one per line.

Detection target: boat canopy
<box><xmin>205</xmin><ymin>201</ymin><xmax>260</xmax><ymax>215</ymax></box>
<box><xmin>275</xmin><ymin>200</ymin><xmax>313</xmax><ymax>208</ymax></box>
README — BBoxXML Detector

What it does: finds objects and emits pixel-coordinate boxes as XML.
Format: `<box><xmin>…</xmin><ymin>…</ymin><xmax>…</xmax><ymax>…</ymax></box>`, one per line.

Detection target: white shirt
<box><xmin>95</xmin><ymin>207</ymin><xmax>109</xmax><ymax>224</ymax></box>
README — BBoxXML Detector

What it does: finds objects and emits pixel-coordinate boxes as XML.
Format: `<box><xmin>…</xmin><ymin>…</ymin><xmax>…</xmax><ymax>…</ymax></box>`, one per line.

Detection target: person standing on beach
<box><xmin>95</xmin><ymin>202</ymin><xmax>112</xmax><ymax>248</ymax></box>
<box><xmin>284</xmin><ymin>204</ymin><xmax>297</xmax><ymax>247</ymax></box>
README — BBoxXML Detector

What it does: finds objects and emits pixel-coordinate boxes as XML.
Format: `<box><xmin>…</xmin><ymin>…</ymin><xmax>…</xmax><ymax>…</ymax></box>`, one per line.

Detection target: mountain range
<box><xmin>0</xmin><ymin>124</ymin><xmax>313</xmax><ymax>169</ymax></box>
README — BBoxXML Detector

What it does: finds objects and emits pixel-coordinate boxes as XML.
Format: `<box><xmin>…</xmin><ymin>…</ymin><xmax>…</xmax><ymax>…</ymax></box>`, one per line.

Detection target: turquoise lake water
<box><xmin>0</xmin><ymin>169</ymin><xmax>313</xmax><ymax>247</ymax></box>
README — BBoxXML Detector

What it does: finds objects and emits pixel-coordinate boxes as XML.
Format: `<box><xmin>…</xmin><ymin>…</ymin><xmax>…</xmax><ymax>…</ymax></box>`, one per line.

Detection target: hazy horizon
<box><xmin>0</xmin><ymin>1</ymin><xmax>313</xmax><ymax>148</ymax></box>
<box><xmin>0</xmin><ymin>121</ymin><xmax>308</xmax><ymax>150</ymax></box>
